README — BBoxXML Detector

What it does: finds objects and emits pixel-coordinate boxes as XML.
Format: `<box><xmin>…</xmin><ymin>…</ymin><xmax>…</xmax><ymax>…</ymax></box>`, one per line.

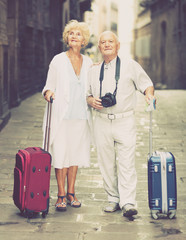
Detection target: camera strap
<box><xmin>99</xmin><ymin>56</ymin><xmax>121</xmax><ymax>98</ymax></box>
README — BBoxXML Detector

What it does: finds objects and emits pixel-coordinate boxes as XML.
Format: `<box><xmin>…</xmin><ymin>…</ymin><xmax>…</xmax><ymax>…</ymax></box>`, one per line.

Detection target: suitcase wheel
<box><xmin>42</xmin><ymin>211</ymin><xmax>48</xmax><ymax>218</ymax></box>
<box><xmin>151</xmin><ymin>210</ymin><xmax>159</xmax><ymax>220</ymax></box>
<box><xmin>20</xmin><ymin>210</ymin><xmax>24</xmax><ymax>214</ymax></box>
<box><xmin>168</xmin><ymin>210</ymin><xmax>176</xmax><ymax>219</ymax></box>
<box><xmin>26</xmin><ymin>211</ymin><xmax>34</xmax><ymax>219</ymax></box>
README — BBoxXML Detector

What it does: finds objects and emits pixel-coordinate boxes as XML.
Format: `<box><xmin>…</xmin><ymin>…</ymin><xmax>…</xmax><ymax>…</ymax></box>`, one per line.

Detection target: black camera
<box><xmin>101</xmin><ymin>92</ymin><xmax>116</xmax><ymax>108</ymax></box>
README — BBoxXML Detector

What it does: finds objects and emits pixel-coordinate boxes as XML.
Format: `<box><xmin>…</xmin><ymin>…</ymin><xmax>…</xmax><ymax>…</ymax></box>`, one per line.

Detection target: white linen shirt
<box><xmin>42</xmin><ymin>52</ymin><xmax>93</xmax><ymax>146</ymax></box>
<box><xmin>64</xmin><ymin>56</ymin><xmax>88</xmax><ymax>120</ymax></box>
<box><xmin>87</xmin><ymin>56</ymin><xmax>153</xmax><ymax>114</ymax></box>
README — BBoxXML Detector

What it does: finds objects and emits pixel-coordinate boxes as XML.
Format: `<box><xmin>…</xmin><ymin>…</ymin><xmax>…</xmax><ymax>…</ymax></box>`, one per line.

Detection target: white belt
<box><xmin>96</xmin><ymin>110</ymin><xmax>134</xmax><ymax>120</ymax></box>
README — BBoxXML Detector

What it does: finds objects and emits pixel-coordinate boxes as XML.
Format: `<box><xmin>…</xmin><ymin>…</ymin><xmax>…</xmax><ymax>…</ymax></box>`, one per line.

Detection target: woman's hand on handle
<box><xmin>44</xmin><ymin>90</ymin><xmax>55</xmax><ymax>102</ymax></box>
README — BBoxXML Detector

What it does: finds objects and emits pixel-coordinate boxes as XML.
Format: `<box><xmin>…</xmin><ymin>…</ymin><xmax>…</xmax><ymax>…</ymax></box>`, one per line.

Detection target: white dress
<box><xmin>42</xmin><ymin>52</ymin><xmax>93</xmax><ymax>169</ymax></box>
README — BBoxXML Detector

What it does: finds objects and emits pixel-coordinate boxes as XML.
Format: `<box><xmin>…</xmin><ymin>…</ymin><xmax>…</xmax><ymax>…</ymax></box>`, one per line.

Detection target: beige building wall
<box><xmin>84</xmin><ymin>0</ymin><xmax>136</xmax><ymax>61</ymax></box>
<box><xmin>118</xmin><ymin>0</ymin><xmax>135</xmax><ymax>59</ymax></box>
<box><xmin>133</xmin><ymin>0</ymin><xmax>186</xmax><ymax>89</ymax></box>
<box><xmin>133</xmin><ymin>0</ymin><xmax>152</xmax><ymax>77</ymax></box>
<box><xmin>84</xmin><ymin>0</ymin><xmax>119</xmax><ymax>61</ymax></box>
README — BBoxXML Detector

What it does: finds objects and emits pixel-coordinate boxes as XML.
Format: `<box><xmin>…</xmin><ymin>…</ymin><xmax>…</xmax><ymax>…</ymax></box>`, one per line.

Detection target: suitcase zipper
<box><xmin>19</xmin><ymin>149</ymin><xmax>31</xmax><ymax>209</ymax></box>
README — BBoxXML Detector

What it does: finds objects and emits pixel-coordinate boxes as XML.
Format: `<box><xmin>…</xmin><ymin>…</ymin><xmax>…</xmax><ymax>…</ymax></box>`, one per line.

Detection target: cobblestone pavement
<box><xmin>0</xmin><ymin>90</ymin><xmax>186</xmax><ymax>240</ymax></box>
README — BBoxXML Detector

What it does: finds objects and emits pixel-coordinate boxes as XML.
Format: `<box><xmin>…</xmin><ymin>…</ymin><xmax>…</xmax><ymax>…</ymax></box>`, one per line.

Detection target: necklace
<box><xmin>67</xmin><ymin>51</ymin><xmax>83</xmax><ymax>77</ymax></box>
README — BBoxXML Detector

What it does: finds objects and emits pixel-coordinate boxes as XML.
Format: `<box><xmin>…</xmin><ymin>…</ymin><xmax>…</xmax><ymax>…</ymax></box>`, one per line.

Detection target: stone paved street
<box><xmin>0</xmin><ymin>90</ymin><xmax>186</xmax><ymax>240</ymax></box>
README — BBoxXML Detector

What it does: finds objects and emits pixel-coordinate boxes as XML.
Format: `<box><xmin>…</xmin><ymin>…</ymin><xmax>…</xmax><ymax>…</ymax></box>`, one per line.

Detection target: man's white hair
<box><xmin>98</xmin><ymin>31</ymin><xmax>119</xmax><ymax>45</ymax></box>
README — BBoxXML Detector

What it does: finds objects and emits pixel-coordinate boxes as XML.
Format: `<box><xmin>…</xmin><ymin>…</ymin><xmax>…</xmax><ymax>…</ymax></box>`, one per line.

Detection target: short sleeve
<box><xmin>131</xmin><ymin>59</ymin><xmax>153</xmax><ymax>94</ymax></box>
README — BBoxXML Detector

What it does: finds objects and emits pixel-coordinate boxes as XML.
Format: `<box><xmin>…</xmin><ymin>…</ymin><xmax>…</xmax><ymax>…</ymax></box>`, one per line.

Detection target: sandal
<box><xmin>67</xmin><ymin>193</ymin><xmax>81</xmax><ymax>208</ymax></box>
<box><xmin>55</xmin><ymin>196</ymin><xmax>67</xmax><ymax>212</ymax></box>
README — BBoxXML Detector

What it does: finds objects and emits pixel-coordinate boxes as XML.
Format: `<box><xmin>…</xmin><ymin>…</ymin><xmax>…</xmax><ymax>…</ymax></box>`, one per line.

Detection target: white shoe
<box><xmin>123</xmin><ymin>204</ymin><xmax>138</xmax><ymax>217</ymax></box>
<box><xmin>103</xmin><ymin>202</ymin><xmax>120</xmax><ymax>212</ymax></box>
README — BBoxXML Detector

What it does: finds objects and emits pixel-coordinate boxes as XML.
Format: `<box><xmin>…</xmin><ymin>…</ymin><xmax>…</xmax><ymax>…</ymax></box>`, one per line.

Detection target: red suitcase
<box><xmin>13</xmin><ymin>99</ymin><xmax>52</xmax><ymax>218</ymax></box>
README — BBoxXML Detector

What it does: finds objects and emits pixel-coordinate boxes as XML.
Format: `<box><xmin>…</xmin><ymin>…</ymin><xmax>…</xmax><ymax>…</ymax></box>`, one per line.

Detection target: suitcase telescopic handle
<box><xmin>44</xmin><ymin>97</ymin><xmax>53</xmax><ymax>152</ymax></box>
<box><xmin>148</xmin><ymin>98</ymin><xmax>156</xmax><ymax>156</ymax></box>
<box><xmin>149</xmin><ymin>111</ymin><xmax>153</xmax><ymax>156</ymax></box>
<box><xmin>146</xmin><ymin>98</ymin><xmax>156</xmax><ymax>156</ymax></box>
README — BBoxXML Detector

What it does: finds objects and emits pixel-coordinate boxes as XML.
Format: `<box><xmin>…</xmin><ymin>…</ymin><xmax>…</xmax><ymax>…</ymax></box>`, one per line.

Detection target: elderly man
<box><xmin>87</xmin><ymin>31</ymin><xmax>155</xmax><ymax>217</ymax></box>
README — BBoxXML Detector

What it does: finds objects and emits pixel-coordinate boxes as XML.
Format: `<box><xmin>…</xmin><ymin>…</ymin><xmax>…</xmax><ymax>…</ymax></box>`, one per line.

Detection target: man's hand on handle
<box><xmin>144</xmin><ymin>86</ymin><xmax>156</xmax><ymax>111</ymax></box>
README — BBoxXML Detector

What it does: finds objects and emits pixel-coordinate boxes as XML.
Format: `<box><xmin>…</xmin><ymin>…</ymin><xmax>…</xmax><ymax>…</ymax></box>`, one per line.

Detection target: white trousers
<box><xmin>94</xmin><ymin>114</ymin><xmax>137</xmax><ymax>209</ymax></box>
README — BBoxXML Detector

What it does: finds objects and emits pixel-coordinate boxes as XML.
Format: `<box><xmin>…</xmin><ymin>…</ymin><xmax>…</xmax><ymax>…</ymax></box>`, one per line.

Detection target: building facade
<box><xmin>133</xmin><ymin>1</ymin><xmax>152</xmax><ymax>76</ymax></box>
<box><xmin>0</xmin><ymin>0</ymin><xmax>11</xmax><ymax>129</ymax></box>
<box><xmin>134</xmin><ymin>0</ymin><xmax>186</xmax><ymax>89</ymax></box>
<box><xmin>0</xmin><ymin>0</ymin><xmax>92</xmax><ymax>131</ymax></box>
<box><xmin>84</xmin><ymin>0</ymin><xmax>119</xmax><ymax>61</ymax></box>
<box><xmin>118</xmin><ymin>0</ymin><xmax>135</xmax><ymax>60</ymax></box>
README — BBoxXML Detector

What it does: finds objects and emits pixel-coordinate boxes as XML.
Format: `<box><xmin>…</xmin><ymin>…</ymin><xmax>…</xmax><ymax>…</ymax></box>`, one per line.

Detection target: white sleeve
<box><xmin>86</xmin><ymin>68</ymin><xmax>93</xmax><ymax>97</ymax></box>
<box><xmin>42</xmin><ymin>58</ymin><xmax>57</xmax><ymax>95</ymax></box>
<box><xmin>131</xmin><ymin>59</ymin><xmax>153</xmax><ymax>94</ymax></box>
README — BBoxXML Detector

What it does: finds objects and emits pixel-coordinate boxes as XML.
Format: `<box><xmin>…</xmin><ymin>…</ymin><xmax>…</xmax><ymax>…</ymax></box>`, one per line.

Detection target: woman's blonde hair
<box><xmin>63</xmin><ymin>20</ymin><xmax>90</xmax><ymax>47</ymax></box>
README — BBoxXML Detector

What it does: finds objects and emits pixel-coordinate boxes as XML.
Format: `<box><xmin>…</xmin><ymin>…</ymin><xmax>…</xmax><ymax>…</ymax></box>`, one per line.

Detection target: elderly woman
<box><xmin>42</xmin><ymin>20</ymin><xmax>93</xmax><ymax>211</ymax></box>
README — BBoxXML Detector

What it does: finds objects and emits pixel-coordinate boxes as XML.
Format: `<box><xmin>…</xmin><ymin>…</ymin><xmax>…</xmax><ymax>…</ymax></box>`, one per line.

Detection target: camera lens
<box><xmin>102</xmin><ymin>98</ymin><xmax>112</xmax><ymax>107</ymax></box>
<box><xmin>101</xmin><ymin>93</ymin><xmax>116</xmax><ymax>108</ymax></box>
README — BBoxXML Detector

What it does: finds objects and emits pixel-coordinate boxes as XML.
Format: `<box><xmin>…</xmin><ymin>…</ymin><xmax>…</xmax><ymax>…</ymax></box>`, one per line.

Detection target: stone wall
<box><xmin>150</xmin><ymin>0</ymin><xmax>186</xmax><ymax>89</ymax></box>
<box><xmin>134</xmin><ymin>0</ymin><xmax>186</xmax><ymax>89</ymax></box>
<box><xmin>0</xmin><ymin>0</ymin><xmax>64</xmax><ymax>130</ymax></box>
<box><xmin>0</xmin><ymin>0</ymin><xmax>10</xmax><ymax>130</ymax></box>
<box><xmin>0</xmin><ymin>0</ymin><xmax>92</xmax><ymax>131</ymax></box>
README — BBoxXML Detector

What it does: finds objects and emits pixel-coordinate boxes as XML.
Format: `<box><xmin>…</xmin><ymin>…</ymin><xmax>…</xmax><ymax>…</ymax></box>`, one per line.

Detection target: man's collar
<box><xmin>104</xmin><ymin>56</ymin><xmax>117</xmax><ymax>69</ymax></box>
